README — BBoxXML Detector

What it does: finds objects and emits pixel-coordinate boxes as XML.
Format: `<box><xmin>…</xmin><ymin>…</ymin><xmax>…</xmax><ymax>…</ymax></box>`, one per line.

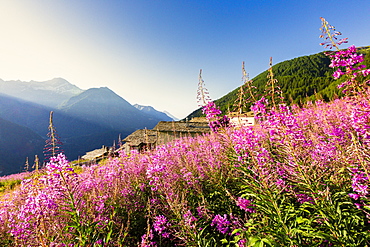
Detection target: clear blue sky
<box><xmin>0</xmin><ymin>0</ymin><xmax>369</xmax><ymax>119</ymax></box>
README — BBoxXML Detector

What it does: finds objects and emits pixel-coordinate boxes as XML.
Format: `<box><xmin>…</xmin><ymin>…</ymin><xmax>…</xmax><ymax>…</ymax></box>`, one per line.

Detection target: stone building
<box><xmin>123</xmin><ymin>119</ymin><xmax>210</xmax><ymax>153</ymax></box>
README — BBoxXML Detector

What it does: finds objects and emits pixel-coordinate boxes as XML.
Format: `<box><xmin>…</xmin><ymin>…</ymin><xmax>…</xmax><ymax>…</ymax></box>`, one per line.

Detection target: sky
<box><xmin>0</xmin><ymin>0</ymin><xmax>369</xmax><ymax>119</ymax></box>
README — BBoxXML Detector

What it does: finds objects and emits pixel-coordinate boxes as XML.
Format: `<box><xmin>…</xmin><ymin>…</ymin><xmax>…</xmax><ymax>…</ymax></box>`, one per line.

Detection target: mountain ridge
<box><xmin>60</xmin><ymin>87</ymin><xmax>161</xmax><ymax>131</ymax></box>
<box><xmin>0</xmin><ymin>80</ymin><xmax>176</xmax><ymax>174</ymax></box>
<box><xmin>0</xmin><ymin>116</ymin><xmax>44</xmax><ymax>175</ymax></box>
<box><xmin>133</xmin><ymin>104</ymin><xmax>174</xmax><ymax>121</ymax></box>
<box><xmin>0</xmin><ymin>78</ymin><xmax>83</xmax><ymax>108</ymax></box>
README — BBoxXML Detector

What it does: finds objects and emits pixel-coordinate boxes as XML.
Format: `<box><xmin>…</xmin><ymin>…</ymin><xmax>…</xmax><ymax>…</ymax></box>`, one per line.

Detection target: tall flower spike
<box><xmin>320</xmin><ymin>17</ymin><xmax>369</xmax><ymax>94</ymax></box>
<box><xmin>44</xmin><ymin>111</ymin><xmax>63</xmax><ymax>162</ymax></box>
<box><xmin>242</xmin><ymin>61</ymin><xmax>257</xmax><ymax>104</ymax></box>
<box><xmin>319</xmin><ymin>17</ymin><xmax>348</xmax><ymax>51</ymax></box>
<box><xmin>196</xmin><ymin>69</ymin><xmax>212</xmax><ymax>107</ymax></box>
<box><xmin>265</xmin><ymin>57</ymin><xmax>283</xmax><ymax>109</ymax></box>
<box><xmin>234</xmin><ymin>64</ymin><xmax>246</xmax><ymax>114</ymax></box>
<box><xmin>233</xmin><ymin>62</ymin><xmax>257</xmax><ymax>115</ymax></box>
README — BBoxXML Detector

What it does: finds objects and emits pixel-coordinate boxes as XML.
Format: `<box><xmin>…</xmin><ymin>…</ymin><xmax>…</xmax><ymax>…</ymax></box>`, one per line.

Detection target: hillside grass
<box><xmin>187</xmin><ymin>46</ymin><xmax>370</xmax><ymax>120</ymax></box>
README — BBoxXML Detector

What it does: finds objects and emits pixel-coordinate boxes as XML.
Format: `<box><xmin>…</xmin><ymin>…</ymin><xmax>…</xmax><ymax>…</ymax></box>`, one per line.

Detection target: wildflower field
<box><xmin>0</xmin><ymin>18</ymin><xmax>369</xmax><ymax>246</ymax></box>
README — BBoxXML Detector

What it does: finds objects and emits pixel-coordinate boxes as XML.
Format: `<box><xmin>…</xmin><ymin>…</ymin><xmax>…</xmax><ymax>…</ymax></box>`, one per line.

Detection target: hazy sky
<box><xmin>0</xmin><ymin>0</ymin><xmax>369</xmax><ymax>119</ymax></box>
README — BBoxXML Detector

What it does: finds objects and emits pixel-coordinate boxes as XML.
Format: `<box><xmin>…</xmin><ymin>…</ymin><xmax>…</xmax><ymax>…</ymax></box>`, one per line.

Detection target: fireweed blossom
<box><xmin>203</xmin><ymin>101</ymin><xmax>222</xmax><ymax>120</ymax></box>
<box><xmin>231</xmin><ymin>126</ymin><xmax>270</xmax><ymax>165</ymax></box>
<box><xmin>250</xmin><ymin>97</ymin><xmax>268</xmax><ymax>119</ymax></box>
<box><xmin>296</xmin><ymin>193</ymin><xmax>315</xmax><ymax>204</ymax></box>
<box><xmin>153</xmin><ymin>215</ymin><xmax>171</xmax><ymax>238</ymax></box>
<box><xmin>140</xmin><ymin>229</ymin><xmax>157</xmax><ymax>247</ymax></box>
<box><xmin>327</xmin><ymin>46</ymin><xmax>370</xmax><ymax>91</ymax></box>
<box><xmin>328</xmin><ymin>45</ymin><xmax>365</xmax><ymax>71</ymax></box>
<box><xmin>6</xmin><ymin>153</ymin><xmax>75</xmax><ymax>244</ymax></box>
<box><xmin>183</xmin><ymin>210</ymin><xmax>198</xmax><ymax>229</ymax></box>
<box><xmin>196</xmin><ymin>205</ymin><xmax>211</xmax><ymax>220</ymax></box>
<box><xmin>146</xmin><ymin>147</ymin><xmax>170</xmax><ymax>191</ymax></box>
<box><xmin>349</xmin><ymin>166</ymin><xmax>369</xmax><ymax>200</ymax></box>
<box><xmin>211</xmin><ymin>214</ymin><xmax>231</xmax><ymax>234</ymax></box>
<box><xmin>320</xmin><ymin>18</ymin><xmax>370</xmax><ymax>93</ymax></box>
<box><xmin>202</xmin><ymin>101</ymin><xmax>229</xmax><ymax>132</ymax></box>
<box><xmin>350</xmin><ymin>99</ymin><xmax>370</xmax><ymax>146</ymax></box>
<box><xmin>320</xmin><ymin>19</ymin><xmax>370</xmax><ymax>212</ymax></box>
<box><xmin>236</xmin><ymin>197</ymin><xmax>256</xmax><ymax>213</ymax></box>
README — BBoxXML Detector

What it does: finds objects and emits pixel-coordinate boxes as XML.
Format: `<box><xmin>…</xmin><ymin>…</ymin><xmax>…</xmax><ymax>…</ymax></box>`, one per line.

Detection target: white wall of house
<box><xmin>229</xmin><ymin>116</ymin><xmax>255</xmax><ymax>127</ymax></box>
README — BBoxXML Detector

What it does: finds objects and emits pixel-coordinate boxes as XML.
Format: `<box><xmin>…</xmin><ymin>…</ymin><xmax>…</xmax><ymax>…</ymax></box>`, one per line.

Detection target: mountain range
<box><xmin>133</xmin><ymin>104</ymin><xmax>175</xmax><ymax>121</ymax></box>
<box><xmin>0</xmin><ymin>78</ymin><xmax>83</xmax><ymax>108</ymax></box>
<box><xmin>0</xmin><ymin>78</ymin><xmax>176</xmax><ymax>175</ymax></box>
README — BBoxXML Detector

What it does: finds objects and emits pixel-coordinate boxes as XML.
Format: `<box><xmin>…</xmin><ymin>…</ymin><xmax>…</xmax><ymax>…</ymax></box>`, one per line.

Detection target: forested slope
<box><xmin>187</xmin><ymin>46</ymin><xmax>370</xmax><ymax>118</ymax></box>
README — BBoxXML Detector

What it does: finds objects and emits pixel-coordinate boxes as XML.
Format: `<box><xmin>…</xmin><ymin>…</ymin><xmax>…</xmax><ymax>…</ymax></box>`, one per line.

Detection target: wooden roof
<box><xmin>153</xmin><ymin>121</ymin><xmax>210</xmax><ymax>133</ymax></box>
<box><xmin>189</xmin><ymin>117</ymin><xmax>208</xmax><ymax>123</ymax></box>
<box><xmin>123</xmin><ymin>129</ymin><xmax>158</xmax><ymax>146</ymax></box>
<box><xmin>82</xmin><ymin>146</ymin><xmax>109</xmax><ymax>160</ymax></box>
<box><xmin>123</xmin><ymin>121</ymin><xmax>210</xmax><ymax>148</ymax></box>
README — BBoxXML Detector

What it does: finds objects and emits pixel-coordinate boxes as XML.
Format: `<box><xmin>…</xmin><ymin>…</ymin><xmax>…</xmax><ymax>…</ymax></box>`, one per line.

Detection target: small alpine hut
<box><xmin>153</xmin><ymin>120</ymin><xmax>210</xmax><ymax>145</ymax></box>
<box><xmin>122</xmin><ymin>119</ymin><xmax>210</xmax><ymax>153</ymax></box>
<box><xmin>81</xmin><ymin>146</ymin><xmax>110</xmax><ymax>163</ymax></box>
<box><xmin>122</xmin><ymin>128</ymin><xmax>158</xmax><ymax>153</ymax></box>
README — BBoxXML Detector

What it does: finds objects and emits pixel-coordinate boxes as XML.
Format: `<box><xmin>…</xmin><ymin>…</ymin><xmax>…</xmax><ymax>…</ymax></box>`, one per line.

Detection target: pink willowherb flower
<box><xmin>236</xmin><ymin>197</ymin><xmax>256</xmax><ymax>213</ymax></box>
<box><xmin>183</xmin><ymin>210</ymin><xmax>197</xmax><ymax>229</ymax></box>
<box><xmin>320</xmin><ymin>18</ymin><xmax>370</xmax><ymax>93</ymax></box>
<box><xmin>333</xmin><ymin>68</ymin><xmax>344</xmax><ymax>79</ymax></box>
<box><xmin>153</xmin><ymin>215</ymin><xmax>171</xmax><ymax>238</ymax></box>
<box><xmin>202</xmin><ymin>101</ymin><xmax>230</xmax><ymax>132</ymax></box>
<box><xmin>361</xmin><ymin>69</ymin><xmax>370</xmax><ymax>77</ymax></box>
<box><xmin>211</xmin><ymin>214</ymin><xmax>231</xmax><ymax>234</ymax></box>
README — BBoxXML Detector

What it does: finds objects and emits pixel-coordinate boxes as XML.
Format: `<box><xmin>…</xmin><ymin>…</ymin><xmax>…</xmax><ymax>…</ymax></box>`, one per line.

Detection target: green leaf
<box><xmin>232</xmin><ymin>228</ymin><xmax>243</xmax><ymax>235</ymax></box>
<box><xmin>261</xmin><ymin>238</ymin><xmax>273</xmax><ymax>246</ymax></box>
<box><xmin>248</xmin><ymin>236</ymin><xmax>260</xmax><ymax>246</ymax></box>
<box><xmin>296</xmin><ymin>216</ymin><xmax>305</xmax><ymax>224</ymax></box>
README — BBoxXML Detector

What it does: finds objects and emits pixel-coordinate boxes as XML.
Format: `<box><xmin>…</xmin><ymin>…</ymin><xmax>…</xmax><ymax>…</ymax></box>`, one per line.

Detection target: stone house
<box><xmin>81</xmin><ymin>145</ymin><xmax>111</xmax><ymax>162</ymax></box>
<box><xmin>122</xmin><ymin>129</ymin><xmax>158</xmax><ymax>153</ymax></box>
<box><xmin>123</xmin><ymin>119</ymin><xmax>210</xmax><ymax>153</ymax></box>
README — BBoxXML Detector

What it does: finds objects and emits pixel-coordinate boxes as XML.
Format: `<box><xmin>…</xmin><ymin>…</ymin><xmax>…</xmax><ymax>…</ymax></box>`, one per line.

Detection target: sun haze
<box><xmin>0</xmin><ymin>0</ymin><xmax>369</xmax><ymax>119</ymax></box>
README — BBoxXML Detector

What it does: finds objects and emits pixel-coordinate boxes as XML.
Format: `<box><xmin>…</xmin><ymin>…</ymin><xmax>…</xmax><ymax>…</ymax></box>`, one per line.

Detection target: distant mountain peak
<box><xmin>163</xmin><ymin>111</ymin><xmax>179</xmax><ymax>121</ymax></box>
<box><xmin>0</xmin><ymin>78</ymin><xmax>83</xmax><ymax>108</ymax></box>
<box><xmin>69</xmin><ymin>87</ymin><xmax>130</xmax><ymax>106</ymax></box>
<box><xmin>133</xmin><ymin>104</ymin><xmax>155</xmax><ymax>111</ymax></box>
<box><xmin>29</xmin><ymin>78</ymin><xmax>82</xmax><ymax>92</ymax></box>
<box><xmin>134</xmin><ymin>104</ymin><xmax>176</xmax><ymax>121</ymax></box>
